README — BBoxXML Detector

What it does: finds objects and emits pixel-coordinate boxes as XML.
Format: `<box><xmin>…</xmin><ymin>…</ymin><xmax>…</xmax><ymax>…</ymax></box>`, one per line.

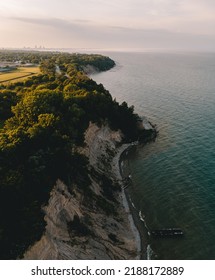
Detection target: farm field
<box><xmin>0</xmin><ymin>67</ymin><xmax>40</xmax><ymax>84</ymax></box>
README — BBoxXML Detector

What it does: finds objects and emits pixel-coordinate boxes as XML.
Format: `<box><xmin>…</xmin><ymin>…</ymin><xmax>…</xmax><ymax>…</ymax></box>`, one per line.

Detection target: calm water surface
<box><xmin>91</xmin><ymin>52</ymin><xmax>215</xmax><ymax>260</ymax></box>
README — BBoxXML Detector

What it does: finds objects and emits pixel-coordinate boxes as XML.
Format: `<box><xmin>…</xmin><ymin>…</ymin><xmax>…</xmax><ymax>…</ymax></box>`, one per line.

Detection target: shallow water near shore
<box><xmin>91</xmin><ymin>51</ymin><xmax>215</xmax><ymax>260</ymax></box>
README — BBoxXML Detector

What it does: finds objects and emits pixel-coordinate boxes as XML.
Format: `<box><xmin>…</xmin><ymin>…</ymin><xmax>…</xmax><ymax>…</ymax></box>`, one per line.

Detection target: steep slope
<box><xmin>24</xmin><ymin>123</ymin><xmax>140</xmax><ymax>259</ymax></box>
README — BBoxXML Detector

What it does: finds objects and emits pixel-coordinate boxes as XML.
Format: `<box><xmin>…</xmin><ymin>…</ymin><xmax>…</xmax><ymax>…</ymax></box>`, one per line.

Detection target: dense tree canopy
<box><xmin>0</xmin><ymin>50</ymin><xmax>140</xmax><ymax>259</ymax></box>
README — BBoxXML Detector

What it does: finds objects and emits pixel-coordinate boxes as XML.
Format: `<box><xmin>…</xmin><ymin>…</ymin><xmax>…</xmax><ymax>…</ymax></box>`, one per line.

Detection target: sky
<box><xmin>0</xmin><ymin>0</ymin><xmax>215</xmax><ymax>51</ymax></box>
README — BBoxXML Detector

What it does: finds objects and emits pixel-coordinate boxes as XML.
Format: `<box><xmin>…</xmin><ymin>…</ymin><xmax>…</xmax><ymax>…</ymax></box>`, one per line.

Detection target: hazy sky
<box><xmin>1</xmin><ymin>0</ymin><xmax>215</xmax><ymax>51</ymax></box>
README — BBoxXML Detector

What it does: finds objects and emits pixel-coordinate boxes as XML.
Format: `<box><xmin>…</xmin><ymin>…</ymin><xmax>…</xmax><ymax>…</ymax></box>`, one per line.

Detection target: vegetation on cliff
<box><xmin>0</xmin><ymin>51</ymin><xmax>150</xmax><ymax>259</ymax></box>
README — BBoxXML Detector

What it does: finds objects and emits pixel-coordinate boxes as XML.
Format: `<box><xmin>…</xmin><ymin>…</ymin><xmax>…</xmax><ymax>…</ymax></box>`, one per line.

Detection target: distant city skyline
<box><xmin>1</xmin><ymin>0</ymin><xmax>215</xmax><ymax>52</ymax></box>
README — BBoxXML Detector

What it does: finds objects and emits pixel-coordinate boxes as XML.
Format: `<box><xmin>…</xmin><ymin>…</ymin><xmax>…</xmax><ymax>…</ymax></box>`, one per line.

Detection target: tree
<box><xmin>0</xmin><ymin>90</ymin><xmax>18</xmax><ymax>120</ymax></box>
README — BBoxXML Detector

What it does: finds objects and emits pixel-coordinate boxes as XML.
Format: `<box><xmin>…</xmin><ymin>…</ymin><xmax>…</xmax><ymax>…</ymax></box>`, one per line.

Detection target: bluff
<box><xmin>24</xmin><ymin>122</ymin><xmax>141</xmax><ymax>259</ymax></box>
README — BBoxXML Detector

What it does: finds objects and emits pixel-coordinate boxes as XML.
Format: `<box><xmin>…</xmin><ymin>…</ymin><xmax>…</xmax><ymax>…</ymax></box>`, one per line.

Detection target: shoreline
<box><xmin>119</xmin><ymin>145</ymin><xmax>148</xmax><ymax>260</ymax></box>
<box><xmin>112</xmin><ymin>143</ymin><xmax>142</xmax><ymax>259</ymax></box>
<box><xmin>113</xmin><ymin>142</ymin><xmax>147</xmax><ymax>259</ymax></box>
<box><xmin>115</xmin><ymin>125</ymin><xmax>157</xmax><ymax>260</ymax></box>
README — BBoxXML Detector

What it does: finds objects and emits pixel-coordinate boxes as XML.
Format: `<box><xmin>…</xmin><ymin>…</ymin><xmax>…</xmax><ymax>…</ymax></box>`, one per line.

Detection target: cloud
<box><xmin>5</xmin><ymin>14</ymin><xmax>215</xmax><ymax>51</ymax></box>
<box><xmin>12</xmin><ymin>17</ymin><xmax>77</xmax><ymax>28</ymax></box>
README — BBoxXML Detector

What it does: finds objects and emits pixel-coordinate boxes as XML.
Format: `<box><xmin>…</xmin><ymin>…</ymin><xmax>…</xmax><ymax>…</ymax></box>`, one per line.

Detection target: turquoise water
<box><xmin>91</xmin><ymin>52</ymin><xmax>215</xmax><ymax>260</ymax></box>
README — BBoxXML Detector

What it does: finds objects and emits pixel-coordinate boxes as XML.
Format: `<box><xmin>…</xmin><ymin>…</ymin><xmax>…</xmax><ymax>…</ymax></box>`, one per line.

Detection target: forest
<box><xmin>0</xmin><ymin>50</ymin><xmax>141</xmax><ymax>259</ymax></box>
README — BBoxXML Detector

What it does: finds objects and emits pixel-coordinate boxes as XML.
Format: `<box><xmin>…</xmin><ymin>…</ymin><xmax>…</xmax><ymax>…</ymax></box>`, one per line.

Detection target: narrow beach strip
<box><xmin>112</xmin><ymin>143</ymin><xmax>144</xmax><ymax>259</ymax></box>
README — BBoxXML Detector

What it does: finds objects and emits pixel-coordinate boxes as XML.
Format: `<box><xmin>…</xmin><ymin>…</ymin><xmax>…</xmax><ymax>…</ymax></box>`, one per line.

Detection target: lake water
<box><xmin>91</xmin><ymin>51</ymin><xmax>215</xmax><ymax>260</ymax></box>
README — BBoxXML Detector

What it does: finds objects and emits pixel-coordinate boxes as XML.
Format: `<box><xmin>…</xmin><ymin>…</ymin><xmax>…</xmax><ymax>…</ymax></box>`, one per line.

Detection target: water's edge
<box><xmin>119</xmin><ymin>137</ymin><xmax>157</xmax><ymax>259</ymax></box>
<box><xmin>91</xmin><ymin>51</ymin><xmax>215</xmax><ymax>259</ymax></box>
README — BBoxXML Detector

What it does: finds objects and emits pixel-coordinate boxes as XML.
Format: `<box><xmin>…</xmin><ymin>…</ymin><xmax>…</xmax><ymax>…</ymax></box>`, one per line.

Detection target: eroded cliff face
<box><xmin>24</xmin><ymin>123</ymin><xmax>140</xmax><ymax>260</ymax></box>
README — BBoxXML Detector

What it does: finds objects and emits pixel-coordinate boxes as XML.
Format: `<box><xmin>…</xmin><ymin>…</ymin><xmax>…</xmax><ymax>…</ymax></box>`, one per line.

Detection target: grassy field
<box><xmin>0</xmin><ymin>67</ymin><xmax>40</xmax><ymax>84</ymax></box>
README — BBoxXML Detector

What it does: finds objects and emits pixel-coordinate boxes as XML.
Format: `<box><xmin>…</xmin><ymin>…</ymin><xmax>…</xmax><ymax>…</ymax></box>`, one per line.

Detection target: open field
<box><xmin>0</xmin><ymin>67</ymin><xmax>40</xmax><ymax>84</ymax></box>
